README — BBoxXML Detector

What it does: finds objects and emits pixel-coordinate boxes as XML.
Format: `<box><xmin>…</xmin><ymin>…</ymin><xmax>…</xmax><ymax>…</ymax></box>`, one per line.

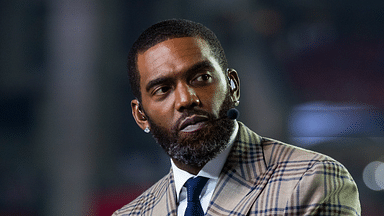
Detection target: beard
<box><xmin>146</xmin><ymin>92</ymin><xmax>235</xmax><ymax>167</ymax></box>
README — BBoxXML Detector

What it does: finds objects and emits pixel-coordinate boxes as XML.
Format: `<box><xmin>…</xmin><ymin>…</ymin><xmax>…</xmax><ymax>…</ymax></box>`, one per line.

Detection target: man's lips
<box><xmin>178</xmin><ymin>115</ymin><xmax>209</xmax><ymax>132</ymax></box>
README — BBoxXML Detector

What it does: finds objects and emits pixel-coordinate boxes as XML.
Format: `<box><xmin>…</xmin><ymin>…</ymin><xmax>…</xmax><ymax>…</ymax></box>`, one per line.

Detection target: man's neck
<box><xmin>171</xmin><ymin>158</ymin><xmax>204</xmax><ymax>175</ymax></box>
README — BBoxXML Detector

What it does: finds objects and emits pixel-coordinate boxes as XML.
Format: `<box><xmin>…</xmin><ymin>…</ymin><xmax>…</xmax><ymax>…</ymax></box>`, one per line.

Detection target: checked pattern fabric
<box><xmin>112</xmin><ymin>122</ymin><xmax>361</xmax><ymax>216</ymax></box>
<box><xmin>184</xmin><ymin>177</ymin><xmax>209</xmax><ymax>216</ymax></box>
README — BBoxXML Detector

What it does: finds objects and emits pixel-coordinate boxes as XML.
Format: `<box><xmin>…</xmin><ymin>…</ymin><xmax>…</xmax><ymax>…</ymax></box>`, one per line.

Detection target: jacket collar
<box><xmin>222</xmin><ymin>121</ymin><xmax>267</xmax><ymax>180</ymax></box>
<box><xmin>206</xmin><ymin>122</ymin><xmax>272</xmax><ymax>215</ymax></box>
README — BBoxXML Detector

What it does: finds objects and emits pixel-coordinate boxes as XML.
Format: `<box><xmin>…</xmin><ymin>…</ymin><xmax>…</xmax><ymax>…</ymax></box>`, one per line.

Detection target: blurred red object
<box><xmin>91</xmin><ymin>184</ymin><xmax>151</xmax><ymax>216</ymax></box>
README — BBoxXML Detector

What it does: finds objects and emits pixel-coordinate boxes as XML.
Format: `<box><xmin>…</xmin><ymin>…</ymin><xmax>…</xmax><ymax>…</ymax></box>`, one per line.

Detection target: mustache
<box><xmin>172</xmin><ymin>107</ymin><xmax>231</xmax><ymax>132</ymax></box>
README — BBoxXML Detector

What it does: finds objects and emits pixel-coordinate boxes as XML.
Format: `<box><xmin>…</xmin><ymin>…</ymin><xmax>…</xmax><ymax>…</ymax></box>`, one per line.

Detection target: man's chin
<box><xmin>168</xmin><ymin>119</ymin><xmax>233</xmax><ymax>166</ymax></box>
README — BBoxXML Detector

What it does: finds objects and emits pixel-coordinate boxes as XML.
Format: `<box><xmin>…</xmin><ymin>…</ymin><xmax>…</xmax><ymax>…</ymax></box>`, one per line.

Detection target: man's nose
<box><xmin>174</xmin><ymin>83</ymin><xmax>200</xmax><ymax>111</ymax></box>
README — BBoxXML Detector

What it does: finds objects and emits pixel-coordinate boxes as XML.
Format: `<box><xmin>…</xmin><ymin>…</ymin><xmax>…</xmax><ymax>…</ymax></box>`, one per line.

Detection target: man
<box><xmin>113</xmin><ymin>19</ymin><xmax>361</xmax><ymax>215</ymax></box>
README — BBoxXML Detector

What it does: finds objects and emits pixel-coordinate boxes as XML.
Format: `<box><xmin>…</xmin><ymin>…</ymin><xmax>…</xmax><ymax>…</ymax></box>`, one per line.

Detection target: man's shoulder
<box><xmin>112</xmin><ymin>173</ymin><xmax>172</xmax><ymax>216</ymax></box>
<box><xmin>237</xmin><ymin>122</ymin><xmax>346</xmax><ymax>171</ymax></box>
<box><xmin>236</xmin><ymin>124</ymin><xmax>360</xmax><ymax>215</ymax></box>
<box><xmin>262</xmin><ymin>137</ymin><xmax>329</xmax><ymax>159</ymax></box>
<box><xmin>237</xmin><ymin>122</ymin><xmax>332</xmax><ymax>163</ymax></box>
<box><xmin>264</xmin><ymin>136</ymin><xmax>357</xmax><ymax>181</ymax></box>
<box><xmin>261</xmin><ymin>137</ymin><xmax>337</xmax><ymax>165</ymax></box>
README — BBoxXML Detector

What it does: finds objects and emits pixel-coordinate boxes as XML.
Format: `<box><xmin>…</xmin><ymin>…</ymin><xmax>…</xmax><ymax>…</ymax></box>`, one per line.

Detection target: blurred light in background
<box><xmin>288</xmin><ymin>101</ymin><xmax>384</xmax><ymax>147</ymax></box>
<box><xmin>363</xmin><ymin>160</ymin><xmax>384</xmax><ymax>191</ymax></box>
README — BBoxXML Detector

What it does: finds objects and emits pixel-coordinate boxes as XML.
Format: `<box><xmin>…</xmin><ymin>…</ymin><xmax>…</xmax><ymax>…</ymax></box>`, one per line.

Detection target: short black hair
<box><xmin>127</xmin><ymin>19</ymin><xmax>228</xmax><ymax>101</ymax></box>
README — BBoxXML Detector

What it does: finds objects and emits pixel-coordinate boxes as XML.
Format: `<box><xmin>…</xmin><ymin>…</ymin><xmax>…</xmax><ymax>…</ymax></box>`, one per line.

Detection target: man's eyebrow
<box><xmin>185</xmin><ymin>60</ymin><xmax>214</xmax><ymax>75</ymax></box>
<box><xmin>145</xmin><ymin>60</ymin><xmax>215</xmax><ymax>93</ymax></box>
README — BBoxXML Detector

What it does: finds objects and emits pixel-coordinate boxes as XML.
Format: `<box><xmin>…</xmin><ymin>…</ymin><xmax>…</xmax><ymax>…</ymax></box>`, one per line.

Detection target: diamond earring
<box><xmin>144</xmin><ymin>127</ymin><xmax>150</xmax><ymax>133</ymax></box>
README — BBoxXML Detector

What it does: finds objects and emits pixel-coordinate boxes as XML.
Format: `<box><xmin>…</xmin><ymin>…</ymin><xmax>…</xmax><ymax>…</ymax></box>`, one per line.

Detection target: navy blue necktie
<box><xmin>184</xmin><ymin>176</ymin><xmax>209</xmax><ymax>216</ymax></box>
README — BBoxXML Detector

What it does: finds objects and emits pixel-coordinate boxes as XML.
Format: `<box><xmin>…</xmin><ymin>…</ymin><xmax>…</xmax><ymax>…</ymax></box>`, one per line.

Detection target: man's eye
<box><xmin>153</xmin><ymin>86</ymin><xmax>171</xmax><ymax>95</ymax></box>
<box><xmin>194</xmin><ymin>74</ymin><xmax>212</xmax><ymax>82</ymax></box>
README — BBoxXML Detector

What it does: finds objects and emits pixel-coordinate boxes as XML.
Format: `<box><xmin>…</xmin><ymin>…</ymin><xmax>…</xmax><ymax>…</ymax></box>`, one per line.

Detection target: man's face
<box><xmin>132</xmin><ymin>37</ymin><xmax>239</xmax><ymax>166</ymax></box>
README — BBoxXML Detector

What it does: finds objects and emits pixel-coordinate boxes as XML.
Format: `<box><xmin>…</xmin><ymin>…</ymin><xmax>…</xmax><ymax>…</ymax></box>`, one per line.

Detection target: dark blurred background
<box><xmin>1</xmin><ymin>0</ymin><xmax>383</xmax><ymax>215</ymax></box>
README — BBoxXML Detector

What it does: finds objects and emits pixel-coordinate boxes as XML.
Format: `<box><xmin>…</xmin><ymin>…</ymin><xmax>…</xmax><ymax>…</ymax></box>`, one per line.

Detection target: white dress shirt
<box><xmin>171</xmin><ymin>121</ymin><xmax>239</xmax><ymax>216</ymax></box>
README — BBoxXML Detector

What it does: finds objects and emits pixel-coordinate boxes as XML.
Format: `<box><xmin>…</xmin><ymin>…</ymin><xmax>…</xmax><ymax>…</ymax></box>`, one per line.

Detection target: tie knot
<box><xmin>185</xmin><ymin>176</ymin><xmax>209</xmax><ymax>202</ymax></box>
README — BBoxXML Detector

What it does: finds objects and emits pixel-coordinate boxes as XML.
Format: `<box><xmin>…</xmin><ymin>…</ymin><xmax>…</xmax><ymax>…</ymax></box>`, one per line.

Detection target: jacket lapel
<box><xmin>206</xmin><ymin>122</ymin><xmax>273</xmax><ymax>215</ymax></box>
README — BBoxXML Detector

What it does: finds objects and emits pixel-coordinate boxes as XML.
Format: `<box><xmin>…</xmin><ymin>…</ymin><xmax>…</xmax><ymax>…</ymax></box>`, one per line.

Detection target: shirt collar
<box><xmin>171</xmin><ymin>121</ymin><xmax>239</xmax><ymax>200</ymax></box>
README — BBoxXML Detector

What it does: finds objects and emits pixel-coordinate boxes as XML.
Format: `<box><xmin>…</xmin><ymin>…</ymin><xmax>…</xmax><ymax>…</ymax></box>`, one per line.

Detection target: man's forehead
<box><xmin>139</xmin><ymin>37</ymin><xmax>210</xmax><ymax>62</ymax></box>
<box><xmin>137</xmin><ymin>37</ymin><xmax>214</xmax><ymax>79</ymax></box>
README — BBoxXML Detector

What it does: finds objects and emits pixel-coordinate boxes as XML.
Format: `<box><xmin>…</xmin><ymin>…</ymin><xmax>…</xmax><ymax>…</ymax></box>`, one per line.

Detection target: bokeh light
<box><xmin>363</xmin><ymin>161</ymin><xmax>384</xmax><ymax>191</ymax></box>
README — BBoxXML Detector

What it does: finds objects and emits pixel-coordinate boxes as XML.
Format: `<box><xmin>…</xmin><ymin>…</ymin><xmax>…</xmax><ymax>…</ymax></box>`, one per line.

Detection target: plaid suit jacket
<box><xmin>113</xmin><ymin>122</ymin><xmax>361</xmax><ymax>215</ymax></box>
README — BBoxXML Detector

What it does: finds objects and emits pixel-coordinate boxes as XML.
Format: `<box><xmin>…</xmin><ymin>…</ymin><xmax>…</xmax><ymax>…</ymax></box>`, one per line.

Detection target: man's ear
<box><xmin>131</xmin><ymin>99</ymin><xmax>150</xmax><ymax>131</ymax></box>
<box><xmin>227</xmin><ymin>68</ymin><xmax>240</xmax><ymax>103</ymax></box>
